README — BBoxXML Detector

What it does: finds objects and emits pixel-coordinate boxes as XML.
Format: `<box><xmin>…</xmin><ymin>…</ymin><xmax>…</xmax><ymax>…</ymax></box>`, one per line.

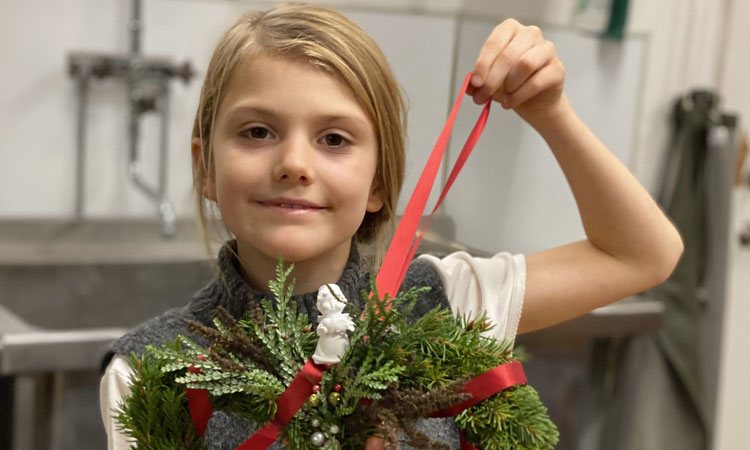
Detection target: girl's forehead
<box><xmin>218</xmin><ymin>55</ymin><xmax>373</xmax><ymax>127</ymax></box>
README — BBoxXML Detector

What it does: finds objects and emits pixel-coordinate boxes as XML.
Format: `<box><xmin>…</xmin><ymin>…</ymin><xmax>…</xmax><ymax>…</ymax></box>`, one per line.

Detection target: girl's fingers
<box><xmin>504</xmin><ymin>40</ymin><xmax>556</xmax><ymax>95</ymax></box>
<box><xmin>504</xmin><ymin>62</ymin><xmax>564</xmax><ymax>109</ymax></box>
<box><xmin>471</xmin><ymin>20</ymin><xmax>519</xmax><ymax>88</ymax></box>
<box><xmin>473</xmin><ymin>25</ymin><xmax>543</xmax><ymax>104</ymax></box>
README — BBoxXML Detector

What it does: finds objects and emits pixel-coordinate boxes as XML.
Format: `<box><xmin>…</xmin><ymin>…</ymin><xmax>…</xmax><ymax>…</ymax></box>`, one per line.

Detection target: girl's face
<box><xmin>207</xmin><ymin>55</ymin><xmax>383</xmax><ymax>274</ymax></box>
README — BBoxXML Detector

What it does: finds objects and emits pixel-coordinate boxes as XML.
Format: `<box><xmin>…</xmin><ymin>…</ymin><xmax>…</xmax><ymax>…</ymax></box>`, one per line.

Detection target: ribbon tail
<box><xmin>236</xmin><ymin>423</ymin><xmax>282</xmax><ymax>450</ymax></box>
<box><xmin>185</xmin><ymin>387</ymin><xmax>212</xmax><ymax>437</ymax></box>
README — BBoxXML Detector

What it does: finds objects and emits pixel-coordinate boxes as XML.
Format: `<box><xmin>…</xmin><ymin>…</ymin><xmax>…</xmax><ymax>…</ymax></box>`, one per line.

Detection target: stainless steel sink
<box><xmin>0</xmin><ymin>219</ymin><xmax>216</xmax><ymax>330</ymax></box>
<box><xmin>0</xmin><ymin>305</ymin><xmax>125</xmax><ymax>375</ymax></box>
<box><xmin>0</xmin><ymin>219</ymin><xmax>216</xmax><ymax>450</ymax></box>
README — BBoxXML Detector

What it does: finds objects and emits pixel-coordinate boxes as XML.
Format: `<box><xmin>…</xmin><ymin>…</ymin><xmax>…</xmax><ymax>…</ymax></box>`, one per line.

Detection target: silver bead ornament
<box><xmin>329</xmin><ymin>424</ymin><xmax>340</xmax><ymax>435</ymax></box>
<box><xmin>311</xmin><ymin>418</ymin><xmax>321</xmax><ymax>428</ymax></box>
<box><xmin>310</xmin><ymin>431</ymin><xmax>326</xmax><ymax>447</ymax></box>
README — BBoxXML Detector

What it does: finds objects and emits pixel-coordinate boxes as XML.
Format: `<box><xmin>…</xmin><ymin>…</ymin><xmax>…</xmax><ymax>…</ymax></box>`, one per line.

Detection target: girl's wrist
<box><xmin>518</xmin><ymin>94</ymin><xmax>575</xmax><ymax>136</ymax></box>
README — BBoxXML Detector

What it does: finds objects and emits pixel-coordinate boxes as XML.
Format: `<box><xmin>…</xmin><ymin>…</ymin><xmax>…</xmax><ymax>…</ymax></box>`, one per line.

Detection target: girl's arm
<box><xmin>365</xmin><ymin>19</ymin><xmax>683</xmax><ymax>450</ymax></box>
<box><xmin>468</xmin><ymin>20</ymin><xmax>684</xmax><ymax>334</ymax></box>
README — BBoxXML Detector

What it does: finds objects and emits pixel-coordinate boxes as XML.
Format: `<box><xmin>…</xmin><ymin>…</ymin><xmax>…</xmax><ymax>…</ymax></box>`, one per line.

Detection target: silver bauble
<box><xmin>310</xmin><ymin>431</ymin><xmax>326</xmax><ymax>447</ymax></box>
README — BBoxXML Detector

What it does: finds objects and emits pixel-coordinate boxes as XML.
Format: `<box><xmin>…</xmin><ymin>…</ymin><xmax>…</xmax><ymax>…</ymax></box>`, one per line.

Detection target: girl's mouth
<box><xmin>258</xmin><ymin>198</ymin><xmax>326</xmax><ymax>213</ymax></box>
<box><xmin>272</xmin><ymin>203</ymin><xmax>320</xmax><ymax>209</ymax></box>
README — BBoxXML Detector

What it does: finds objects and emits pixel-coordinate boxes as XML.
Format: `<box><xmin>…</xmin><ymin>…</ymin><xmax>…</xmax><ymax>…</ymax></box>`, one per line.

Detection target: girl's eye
<box><xmin>244</xmin><ymin>126</ymin><xmax>270</xmax><ymax>140</ymax></box>
<box><xmin>323</xmin><ymin>133</ymin><xmax>348</xmax><ymax>148</ymax></box>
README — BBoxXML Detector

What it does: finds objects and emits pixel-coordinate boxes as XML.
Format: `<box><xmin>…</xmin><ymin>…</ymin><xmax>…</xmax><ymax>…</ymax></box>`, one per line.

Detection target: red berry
<box><xmin>312</xmin><ymin>384</ymin><xmax>321</xmax><ymax>393</ymax></box>
<box><xmin>333</xmin><ymin>384</ymin><xmax>343</xmax><ymax>393</ymax></box>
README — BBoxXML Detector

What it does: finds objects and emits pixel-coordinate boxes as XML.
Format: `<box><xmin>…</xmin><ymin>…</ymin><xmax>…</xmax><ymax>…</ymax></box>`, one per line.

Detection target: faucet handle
<box><xmin>171</xmin><ymin>61</ymin><xmax>195</xmax><ymax>84</ymax></box>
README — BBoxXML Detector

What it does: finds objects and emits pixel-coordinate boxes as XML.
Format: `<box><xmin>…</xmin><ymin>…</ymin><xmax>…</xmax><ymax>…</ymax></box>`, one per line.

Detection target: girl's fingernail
<box><xmin>471</xmin><ymin>74</ymin><xmax>482</xmax><ymax>87</ymax></box>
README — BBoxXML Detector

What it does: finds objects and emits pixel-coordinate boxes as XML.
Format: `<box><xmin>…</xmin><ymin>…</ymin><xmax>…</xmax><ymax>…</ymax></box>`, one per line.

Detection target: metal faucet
<box><xmin>68</xmin><ymin>0</ymin><xmax>194</xmax><ymax>236</ymax></box>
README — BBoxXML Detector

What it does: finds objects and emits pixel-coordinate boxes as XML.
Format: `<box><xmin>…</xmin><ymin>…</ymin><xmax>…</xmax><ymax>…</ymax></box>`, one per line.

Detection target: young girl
<box><xmin>100</xmin><ymin>3</ymin><xmax>683</xmax><ymax>449</ymax></box>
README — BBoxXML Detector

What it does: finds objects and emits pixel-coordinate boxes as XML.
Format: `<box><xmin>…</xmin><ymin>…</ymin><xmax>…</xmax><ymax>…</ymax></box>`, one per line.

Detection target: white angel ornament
<box><xmin>312</xmin><ymin>284</ymin><xmax>355</xmax><ymax>365</ymax></box>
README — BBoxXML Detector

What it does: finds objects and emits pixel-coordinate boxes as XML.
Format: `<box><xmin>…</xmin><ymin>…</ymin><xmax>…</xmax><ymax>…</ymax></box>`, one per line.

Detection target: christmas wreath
<box><xmin>115</xmin><ymin>259</ymin><xmax>559</xmax><ymax>450</ymax></box>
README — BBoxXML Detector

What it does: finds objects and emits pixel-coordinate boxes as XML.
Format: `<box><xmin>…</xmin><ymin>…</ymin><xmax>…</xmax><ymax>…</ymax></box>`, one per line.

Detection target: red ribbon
<box><xmin>186</xmin><ymin>364</ymin><xmax>212</xmax><ymax>437</ymax></box>
<box><xmin>375</xmin><ymin>72</ymin><xmax>491</xmax><ymax>305</ymax></box>
<box><xmin>431</xmin><ymin>361</ymin><xmax>527</xmax><ymax>418</ymax></box>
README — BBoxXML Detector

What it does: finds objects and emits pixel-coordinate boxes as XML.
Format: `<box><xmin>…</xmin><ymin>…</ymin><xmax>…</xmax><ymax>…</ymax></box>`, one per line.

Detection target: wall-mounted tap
<box><xmin>67</xmin><ymin>0</ymin><xmax>194</xmax><ymax>237</ymax></box>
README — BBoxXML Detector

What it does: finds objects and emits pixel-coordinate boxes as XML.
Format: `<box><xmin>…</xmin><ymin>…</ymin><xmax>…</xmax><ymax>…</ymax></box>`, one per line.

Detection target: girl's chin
<box><xmin>246</xmin><ymin>238</ymin><xmax>351</xmax><ymax>265</ymax></box>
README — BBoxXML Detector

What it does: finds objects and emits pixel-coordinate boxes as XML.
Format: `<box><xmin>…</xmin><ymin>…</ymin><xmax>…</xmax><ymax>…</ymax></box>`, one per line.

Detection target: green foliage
<box><xmin>115</xmin><ymin>349</ymin><xmax>206</xmax><ymax>450</ymax></box>
<box><xmin>117</xmin><ymin>258</ymin><xmax>559</xmax><ymax>450</ymax></box>
<box><xmin>245</xmin><ymin>260</ymin><xmax>316</xmax><ymax>385</ymax></box>
<box><xmin>456</xmin><ymin>388</ymin><xmax>559</xmax><ymax>450</ymax></box>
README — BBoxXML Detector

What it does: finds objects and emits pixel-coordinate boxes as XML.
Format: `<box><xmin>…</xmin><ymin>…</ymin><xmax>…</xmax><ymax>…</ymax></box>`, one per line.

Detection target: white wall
<box><xmin>0</xmin><ymin>0</ymin><xmax>457</xmax><ymax>219</ymax></box>
<box><xmin>445</xmin><ymin>20</ymin><xmax>643</xmax><ymax>254</ymax></box>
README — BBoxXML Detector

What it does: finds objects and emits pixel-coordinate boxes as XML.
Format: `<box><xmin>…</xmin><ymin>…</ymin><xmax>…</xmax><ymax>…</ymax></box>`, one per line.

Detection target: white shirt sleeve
<box><xmin>417</xmin><ymin>251</ymin><xmax>526</xmax><ymax>345</ymax></box>
<box><xmin>100</xmin><ymin>356</ymin><xmax>136</xmax><ymax>450</ymax></box>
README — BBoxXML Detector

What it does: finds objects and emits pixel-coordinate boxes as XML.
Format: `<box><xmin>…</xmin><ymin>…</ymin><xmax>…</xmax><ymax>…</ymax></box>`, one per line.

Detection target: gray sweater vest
<box><xmin>108</xmin><ymin>241</ymin><xmax>460</xmax><ymax>449</ymax></box>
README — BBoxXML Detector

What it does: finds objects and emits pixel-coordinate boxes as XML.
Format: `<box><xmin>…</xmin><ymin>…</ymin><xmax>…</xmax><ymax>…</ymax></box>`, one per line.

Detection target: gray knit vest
<box><xmin>108</xmin><ymin>241</ymin><xmax>460</xmax><ymax>449</ymax></box>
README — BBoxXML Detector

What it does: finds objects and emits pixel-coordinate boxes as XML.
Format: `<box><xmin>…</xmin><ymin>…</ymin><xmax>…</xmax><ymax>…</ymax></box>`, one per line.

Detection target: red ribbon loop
<box><xmin>376</xmin><ymin>72</ymin><xmax>490</xmax><ymax>304</ymax></box>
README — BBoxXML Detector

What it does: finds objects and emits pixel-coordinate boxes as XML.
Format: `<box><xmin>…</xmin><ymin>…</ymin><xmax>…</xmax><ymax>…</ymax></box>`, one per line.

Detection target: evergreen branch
<box><xmin>186</xmin><ymin>312</ymin><xmax>273</xmax><ymax>374</ymax></box>
<box><xmin>455</xmin><ymin>386</ymin><xmax>559</xmax><ymax>450</ymax></box>
<box><xmin>115</xmin><ymin>352</ymin><xmax>205</xmax><ymax>450</ymax></box>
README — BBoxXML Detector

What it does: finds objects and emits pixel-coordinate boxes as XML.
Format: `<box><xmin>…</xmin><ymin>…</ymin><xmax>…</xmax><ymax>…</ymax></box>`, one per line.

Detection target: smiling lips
<box><xmin>258</xmin><ymin>198</ymin><xmax>326</xmax><ymax>211</ymax></box>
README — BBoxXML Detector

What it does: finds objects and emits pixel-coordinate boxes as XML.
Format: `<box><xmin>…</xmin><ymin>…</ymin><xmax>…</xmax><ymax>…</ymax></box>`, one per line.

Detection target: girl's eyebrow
<box><xmin>226</xmin><ymin>104</ymin><xmax>371</xmax><ymax>132</ymax></box>
<box><xmin>226</xmin><ymin>105</ymin><xmax>283</xmax><ymax>121</ymax></box>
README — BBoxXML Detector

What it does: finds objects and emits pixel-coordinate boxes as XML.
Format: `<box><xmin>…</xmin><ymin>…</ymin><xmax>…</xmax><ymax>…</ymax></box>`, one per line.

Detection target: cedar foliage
<box><xmin>117</xmin><ymin>258</ymin><xmax>558</xmax><ymax>449</ymax></box>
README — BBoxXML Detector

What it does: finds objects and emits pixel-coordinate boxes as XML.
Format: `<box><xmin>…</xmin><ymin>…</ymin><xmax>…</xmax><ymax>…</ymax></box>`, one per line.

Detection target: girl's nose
<box><xmin>272</xmin><ymin>136</ymin><xmax>313</xmax><ymax>184</ymax></box>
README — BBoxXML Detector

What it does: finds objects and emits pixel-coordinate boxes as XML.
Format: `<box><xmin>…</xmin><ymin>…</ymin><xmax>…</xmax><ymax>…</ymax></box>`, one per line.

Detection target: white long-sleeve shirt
<box><xmin>100</xmin><ymin>251</ymin><xmax>526</xmax><ymax>449</ymax></box>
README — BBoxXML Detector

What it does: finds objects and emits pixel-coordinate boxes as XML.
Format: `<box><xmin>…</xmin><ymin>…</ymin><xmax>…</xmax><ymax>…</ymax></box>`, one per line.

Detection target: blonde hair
<box><xmin>192</xmin><ymin>3</ymin><xmax>406</xmax><ymax>266</ymax></box>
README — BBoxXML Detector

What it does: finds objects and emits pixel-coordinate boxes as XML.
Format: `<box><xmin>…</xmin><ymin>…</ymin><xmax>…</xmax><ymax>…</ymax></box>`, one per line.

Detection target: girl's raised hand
<box><xmin>468</xmin><ymin>19</ymin><xmax>565</xmax><ymax>123</ymax></box>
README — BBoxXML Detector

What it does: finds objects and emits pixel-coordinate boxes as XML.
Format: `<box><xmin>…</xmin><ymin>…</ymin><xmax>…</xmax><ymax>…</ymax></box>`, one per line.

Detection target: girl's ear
<box><xmin>191</xmin><ymin>138</ymin><xmax>217</xmax><ymax>201</ymax></box>
<box><xmin>366</xmin><ymin>181</ymin><xmax>384</xmax><ymax>213</ymax></box>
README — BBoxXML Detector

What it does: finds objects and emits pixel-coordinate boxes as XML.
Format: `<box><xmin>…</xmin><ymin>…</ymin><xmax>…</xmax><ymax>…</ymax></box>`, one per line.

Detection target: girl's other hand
<box><xmin>468</xmin><ymin>19</ymin><xmax>565</xmax><ymax>124</ymax></box>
